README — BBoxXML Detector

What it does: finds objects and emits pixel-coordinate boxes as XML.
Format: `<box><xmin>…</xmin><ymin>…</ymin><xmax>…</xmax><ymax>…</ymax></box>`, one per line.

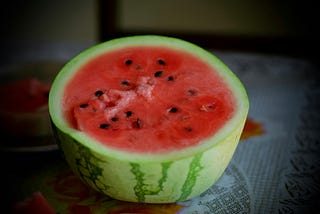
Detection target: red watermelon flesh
<box><xmin>0</xmin><ymin>78</ymin><xmax>50</xmax><ymax>113</ymax></box>
<box><xmin>63</xmin><ymin>46</ymin><xmax>235</xmax><ymax>153</ymax></box>
<box><xmin>12</xmin><ymin>192</ymin><xmax>56</xmax><ymax>214</ymax></box>
<box><xmin>0</xmin><ymin>78</ymin><xmax>52</xmax><ymax>137</ymax></box>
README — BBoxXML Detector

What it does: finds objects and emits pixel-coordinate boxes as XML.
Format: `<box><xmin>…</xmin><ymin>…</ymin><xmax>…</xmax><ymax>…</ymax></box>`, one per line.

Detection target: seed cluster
<box><xmin>97</xmin><ymin>112</ymin><xmax>141</xmax><ymax>130</ymax></box>
<box><xmin>124</xmin><ymin>58</ymin><xmax>175</xmax><ymax>83</ymax></box>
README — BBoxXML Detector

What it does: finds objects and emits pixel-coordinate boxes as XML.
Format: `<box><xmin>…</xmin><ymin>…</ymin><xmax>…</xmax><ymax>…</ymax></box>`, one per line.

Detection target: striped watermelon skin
<box><xmin>52</xmin><ymin>121</ymin><xmax>244</xmax><ymax>203</ymax></box>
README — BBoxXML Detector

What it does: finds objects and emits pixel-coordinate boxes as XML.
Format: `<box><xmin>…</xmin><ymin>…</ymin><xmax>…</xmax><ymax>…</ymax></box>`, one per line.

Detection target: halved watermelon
<box><xmin>49</xmin><ymin>35</ymin><xmax>249</xmax><ymax>203</ymax></box>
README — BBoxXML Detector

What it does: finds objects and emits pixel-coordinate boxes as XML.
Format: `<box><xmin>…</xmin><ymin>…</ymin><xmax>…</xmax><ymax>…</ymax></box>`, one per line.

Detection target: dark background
<box><xmin>0</xmin><ymin>0</ymin><xmax>318</xmax><ymax>59</ymax></box>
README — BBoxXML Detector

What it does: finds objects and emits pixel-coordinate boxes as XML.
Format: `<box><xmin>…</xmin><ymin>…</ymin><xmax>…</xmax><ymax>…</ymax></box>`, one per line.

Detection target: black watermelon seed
<box><xmin>169</xmin><ymin>107</ymin><xmax>178</xmax><ymax>113</ymax></box>
<box><xmin>154</xmin><ymin>71</ymin><xmax>163</xmax><ymax>77</ymax></box>
<box><xmin>184</xmin><ymin>127</ymin><xmax>193</xmax><ymax>132</ymax></box>
<box><xmin>80</xmin><ymin>103</ymin><xmax>89</xmax><ymax>108</ymax></box>
<box><xmin>187</xmin><ymin>89</ymin><xmax>197</xmax><ymax>95</ymax></box>
<box><xmin>121</xmin><ymin>80</ymin><xmax>130</xmax><ymax>86</ymax></box>
<box><xmin>167</xmin><ymin>76</ymin><xmax>174</xmax><ymax>81</ymax></box>
<box><xmin>111</xmin><ymin>117</ymin><xmax>119</xmax><ymax>122</ymax></box>
<box><xmin>125</xmin><ymin>111</ymin><xmax>133</xmax><ymax>117</ymax></box>
<box><xmin>125</xmin><ymin>59</ymin><xmax>133</xmax><ymax>65</ymax></box>
<box><xmin>208</xmin><ymin>105</ymin><xmax>215</xmax><ymax>110</ymax></box>
<box><xmin>95</xmin><ymin>90</ymin><xmax>104</xmax><ymax>97</ymax></box>
<box><xmin>100</xmin><ymin>123</ymin><xmax>110</xmax><ymax>129</ymax></box>
<box><xmin>158</xmin><ymin>59</ymin><xmax>166</xmax><ymax>65</ymax></box>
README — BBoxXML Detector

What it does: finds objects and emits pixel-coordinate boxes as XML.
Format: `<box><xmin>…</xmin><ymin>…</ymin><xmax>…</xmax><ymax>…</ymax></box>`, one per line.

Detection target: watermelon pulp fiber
<box><xmin>49</xmin><ymin>35</ymin><xmax>249</xmax><ymax>203</ymax></box>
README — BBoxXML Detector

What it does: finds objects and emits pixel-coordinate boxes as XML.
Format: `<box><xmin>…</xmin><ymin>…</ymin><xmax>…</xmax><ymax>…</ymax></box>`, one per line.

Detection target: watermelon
<box><xmin>49</xmin><ymin>35</ymin><xmax>249</xmax><ymax>203</ymax></box>
<box><xmin>0</xmin><ymin>78</ymin><xmax>51</xmax><ymax>137</ymax></box>
<box><xmin>12</xmin><ymin>192</ymin><xmax>56</xmax><ymax>214</ymax></box>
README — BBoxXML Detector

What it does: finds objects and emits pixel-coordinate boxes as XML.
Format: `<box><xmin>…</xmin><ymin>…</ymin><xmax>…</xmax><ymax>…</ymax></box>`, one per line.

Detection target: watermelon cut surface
<box><xmin>0</xmin><ymin>78</ymin><xmax>51</xmax><ymax>137</ymax></box>
<box><xmin>49</xmin><ymin>35</ymin><xmax>249</xmax><ymax>203</ymax></box>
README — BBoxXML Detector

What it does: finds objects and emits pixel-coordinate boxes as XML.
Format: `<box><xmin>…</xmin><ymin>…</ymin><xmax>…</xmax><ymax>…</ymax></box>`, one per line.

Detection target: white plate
<box><xmin>0</xmin><ymin>62</ymin><xmax>63</xmax><ymax>153</ymax></box>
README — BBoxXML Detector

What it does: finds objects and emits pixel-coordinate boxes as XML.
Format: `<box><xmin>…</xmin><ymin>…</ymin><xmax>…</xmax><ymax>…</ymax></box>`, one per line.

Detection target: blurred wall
<box><xmin>0</xmin><ymin>0</ymin><xmax>98</xmax><ymax>44</ymax></box>
<box><xmin>0</xmin><ymin>0</ymin><xmax>316</xmax><ymax>46</ymax></box>
<box><xmin>117</xmin><ymin>0</ymin><xmax>307</xmax><ymax>39</ymax></box>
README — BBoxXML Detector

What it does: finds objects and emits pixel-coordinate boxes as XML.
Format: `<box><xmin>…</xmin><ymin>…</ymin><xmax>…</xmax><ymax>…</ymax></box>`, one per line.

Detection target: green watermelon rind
<box><xmin>49</xmin><ymin>35</ymin><xmax>249</xmax><ymax>162</ymax></box>
<box><xmin>52</xmin><ymin>119</ymin><xmax>244</xmax><ymax>203</ymax></box>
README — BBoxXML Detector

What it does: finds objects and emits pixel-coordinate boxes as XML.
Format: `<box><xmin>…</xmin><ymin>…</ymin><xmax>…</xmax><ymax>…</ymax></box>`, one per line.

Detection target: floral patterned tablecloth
<box><xmin>1</xmin><ymin>42</ymin><xmax>319</xmax><ymax>213</ymax></box>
